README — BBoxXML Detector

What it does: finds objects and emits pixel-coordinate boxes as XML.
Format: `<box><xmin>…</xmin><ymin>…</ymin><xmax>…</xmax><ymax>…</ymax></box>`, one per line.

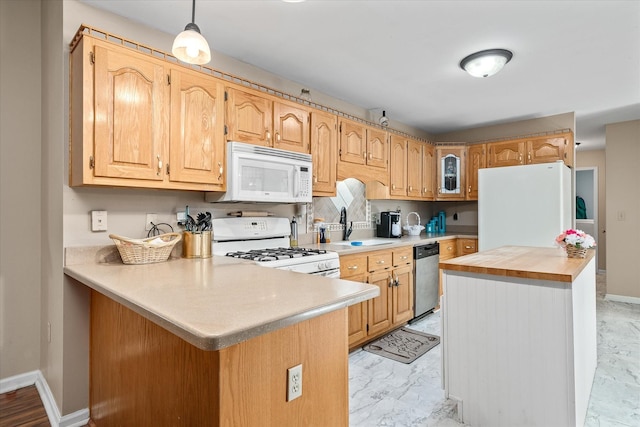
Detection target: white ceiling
<box><xmin>81</xmin><ymin>0</ymin><xmax>640</xmax><ymax>150</ymax></box>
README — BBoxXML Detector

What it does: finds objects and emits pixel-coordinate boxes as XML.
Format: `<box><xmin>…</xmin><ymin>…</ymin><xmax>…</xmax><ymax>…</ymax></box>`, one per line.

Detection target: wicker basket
<box><xmin>565</xmin><ymin>245</ymin><xmax>588</xmax><ymax>259</ymax></box>
<box><xmin>109</xmin><ymin>233</ymin><xmax>182</xmax><ymax>264</ymax></box>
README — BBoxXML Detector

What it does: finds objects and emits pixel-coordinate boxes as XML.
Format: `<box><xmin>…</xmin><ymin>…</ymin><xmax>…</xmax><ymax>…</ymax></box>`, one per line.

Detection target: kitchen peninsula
<box><xmin>64</xmin><ymin>250</ymin><xmax>378</xmax><ymax>426</ymax></box>
<box><xmin>440</xmin><ymin>246</ymin><xmax>597</xmax><ymax>427</ymax></box>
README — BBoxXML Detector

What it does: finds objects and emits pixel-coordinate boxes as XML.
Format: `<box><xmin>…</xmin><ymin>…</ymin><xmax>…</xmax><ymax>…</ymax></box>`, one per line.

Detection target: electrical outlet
<box><xmin>146</xmin><ymin>213</ymin><xmax>158</xmax><ymax>230</ymax></box>
<box><xmin>287</xmin><ymin>364</ymin><xmax>302</xmax><ymax>402</ymax></box>
<box><xmin>177</xmin><ymin>211</ymin><xmax>187</xmax><ymax>222</ymax></box>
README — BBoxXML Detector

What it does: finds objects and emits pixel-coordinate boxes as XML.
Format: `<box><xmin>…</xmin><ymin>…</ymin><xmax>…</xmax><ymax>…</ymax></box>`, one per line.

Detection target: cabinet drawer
<box><xmin>392</xmin><ymin>246</ymin><xmax>413</xmax><ymax>267</ymax></box>
<box><xmin>439</xmin><ymin>239</ymin><xmax>457</xmax><ymax>260</ymax></box>
<box><xmin>458</xmin><ymin>238</ymin><xmax>477</xmax><ymax>255</ymax></box>
<box><xmin>340</xmin><ymin>254</ymin><xmax>367</xmax><ymax>278</ymax></box>
<box><xmin>368</xmin><ymin>252</ymin><xmax>393</xmax><ymax>272</ymax></box>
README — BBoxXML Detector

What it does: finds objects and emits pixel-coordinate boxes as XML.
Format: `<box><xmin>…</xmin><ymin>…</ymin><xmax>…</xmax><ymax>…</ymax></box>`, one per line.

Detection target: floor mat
<box><xmin>363</xmin><ymin>328</ymin><xmax>440</xmax><ymax>364</ymax></box>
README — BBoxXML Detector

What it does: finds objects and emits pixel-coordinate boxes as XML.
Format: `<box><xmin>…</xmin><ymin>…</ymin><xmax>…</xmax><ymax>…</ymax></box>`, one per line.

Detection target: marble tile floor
<box><xmin>348</xmin><ymin>273</ymin><xmax>640</xmax><ymax>426</ymax></box>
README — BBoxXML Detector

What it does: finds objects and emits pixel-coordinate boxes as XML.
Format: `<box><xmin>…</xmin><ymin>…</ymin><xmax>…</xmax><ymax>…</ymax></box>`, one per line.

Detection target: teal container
<box><xmin>438</xmin><ymin>211</ymin><xmax>446</xmax><ymax>233</ymax></box>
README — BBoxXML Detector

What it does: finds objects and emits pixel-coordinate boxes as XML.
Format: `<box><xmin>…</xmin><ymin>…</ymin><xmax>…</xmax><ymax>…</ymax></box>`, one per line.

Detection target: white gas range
<box><xmin>211</xmin><ymin>217</ymin><xmax>340</xmax><ymax>277</ymax></box>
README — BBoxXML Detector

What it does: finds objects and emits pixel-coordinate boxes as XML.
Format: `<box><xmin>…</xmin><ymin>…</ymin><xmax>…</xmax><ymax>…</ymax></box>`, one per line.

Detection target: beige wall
<box><xmin>576</xmin><ymin>150</ymin><xmax>606</xmax><ymax>271</ymax></box>
<box><xmin>0</xmin><ymin>0</ymin><xmax>42</xmax><ymax>380</ymax></box>
<box><xmin>605</xmin><ymin>120</ymin><xmax>640</xmax><ymax>299</ymax></box>
<box><xmin>434</xmin><ymin>112</ymin><xmax>575</xmax><ymax>142</ymax></box>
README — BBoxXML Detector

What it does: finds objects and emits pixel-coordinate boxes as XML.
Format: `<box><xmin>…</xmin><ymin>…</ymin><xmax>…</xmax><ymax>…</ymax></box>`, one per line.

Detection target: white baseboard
<box><xmin>0</xmin><ymin>370</ymin><xmax>89</xmax><ymax>427</ymax></box>
<box><xmin>605</xmin><ymin>293</ymin><xmax>640</xmax><ymax>304</ymax></box>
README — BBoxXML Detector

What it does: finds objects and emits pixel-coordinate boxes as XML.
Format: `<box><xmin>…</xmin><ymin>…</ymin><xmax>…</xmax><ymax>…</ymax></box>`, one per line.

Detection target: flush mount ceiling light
<box><xmin>459</xmin><ymin>49</ymin><xmax>513</xmax><ymax>78</ymax></box>
<box><xmin>172</xmin><ymin>0</ymin><xmax>211</xmax><ymax>65</ymax></box>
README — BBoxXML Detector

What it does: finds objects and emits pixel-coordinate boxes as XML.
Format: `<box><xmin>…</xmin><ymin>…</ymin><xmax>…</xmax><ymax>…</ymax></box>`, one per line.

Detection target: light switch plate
<box><xmin>91</xmin><ymin>210</ymin><xmax>108</xmax><ymax>231</ymax></box>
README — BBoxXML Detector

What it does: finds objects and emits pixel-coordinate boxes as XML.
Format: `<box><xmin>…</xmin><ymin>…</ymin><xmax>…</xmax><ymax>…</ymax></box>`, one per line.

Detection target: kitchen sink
<box><xmin>331</xmin><ymin>239</ymin><xmax>395</xmax><ymax>247</ymax></box>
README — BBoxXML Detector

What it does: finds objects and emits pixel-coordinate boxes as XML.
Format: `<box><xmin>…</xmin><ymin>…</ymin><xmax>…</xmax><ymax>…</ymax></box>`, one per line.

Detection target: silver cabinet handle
<box><xmin>157</xmin><ymin>155</ymin><xmax>162</xmax><ymax>175</ymax></box>
<box><xmin>218</xmin><ymin>162</ymin><xmax>223</xmax><ymax>179</ymax></box>
<box><xmin>376</xmin><ymin>260</ymin><xmax>385</xmax><ymax>265</ymax></box>
<box><xmin>347</xmin><ymin>265</ymin><xmax>358</xmax><ymax>270</ymax></box>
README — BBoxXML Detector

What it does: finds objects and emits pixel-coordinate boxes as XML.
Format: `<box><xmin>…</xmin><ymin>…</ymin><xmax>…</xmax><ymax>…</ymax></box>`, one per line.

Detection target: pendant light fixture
<box><xmin>379</xmin><ymin>110</ymin><xmax>389</xmax><ymax>127</ymax></box>
<box><xmin>459</xmin><ymin>49</ymin><xmax>513</xmax><ymax>78</ymax></box>
<box><xmin>172</xmin><ymin>0</ymin><xmax>211</xmax><ymax>65</ymax></box>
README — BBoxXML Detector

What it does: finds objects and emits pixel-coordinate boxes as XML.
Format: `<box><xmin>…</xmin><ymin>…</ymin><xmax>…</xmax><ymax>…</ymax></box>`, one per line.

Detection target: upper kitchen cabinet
<box><xmin>389</xmin><ymin>135</ymin><xmax>408</xmax><ymax>197</ymax></box>
<box><xmin>436</xmin><ymin>146</ymin><xmax>466</xmax><ymax>200</ymax></box>
<box><xmin>69</xmin><ymin>35</ymin><xmax>226</xmax><ymax>191</ymax></box>
<box><xmin>406</xmin><ymin>139</ymin><xmax>422</xmax><ymax>199</ymax></box>
<box><xmin>422</xmin><ymin>143</ymin><xmax>436</xmax><ymax>200</ymax></box>
<box><xmin>487</xmin><ymin>132</ymin><xmax>574</xmax><ymax>168</ymax></box>
<box><xmin>338</xmin><ymin>118</ymin><xmax>389</xmax><ymax>186</ymax></box>
<box><xmin>169</xmin><ymin>67</ymin><xmax>225</xmax><ymax>186</ymax></box>
<box><xmin>487</xmin><ymin>140</ymin><xmax>525</xmax><ymax>168</ymax></box>
<box><xmin>466</xmin><ymin>144</ymin><xmax>486</xmax><ymax>200</ymax></box>
<box><xmin>310</xmin><ymin>110</ymin><xmax>338</xmax><ymax>196</ymax></box>
<box><xmin>225</xmin><ymin>86</ymin><xmax>310</xmax><ymax>153</ymax></box>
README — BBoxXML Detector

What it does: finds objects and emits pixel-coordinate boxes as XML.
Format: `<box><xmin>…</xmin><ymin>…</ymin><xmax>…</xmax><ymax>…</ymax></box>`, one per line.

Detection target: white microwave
<box><xmin>206</xmin><ymin>141</ymin><xmax>312</xmax><ymax>203</ymax></box>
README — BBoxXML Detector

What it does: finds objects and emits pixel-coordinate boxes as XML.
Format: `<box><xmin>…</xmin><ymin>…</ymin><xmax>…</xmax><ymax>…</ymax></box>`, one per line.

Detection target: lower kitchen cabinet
<box><xmin>340</xmin><ymin>246</ymin><xmax>414</xmax><ymax>349</ymax></box>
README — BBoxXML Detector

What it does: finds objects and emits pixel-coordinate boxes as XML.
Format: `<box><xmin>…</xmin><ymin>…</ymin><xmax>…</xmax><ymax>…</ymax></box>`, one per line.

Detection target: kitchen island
<box><xmin>64</xmin><ymin>248</ymin><xmax>378</xmax><ymax>426</ymax></box>
<box><xmin>439</xmin><ymin>246</ymin><xmax>597</xmax><ymax>427</ymax></box>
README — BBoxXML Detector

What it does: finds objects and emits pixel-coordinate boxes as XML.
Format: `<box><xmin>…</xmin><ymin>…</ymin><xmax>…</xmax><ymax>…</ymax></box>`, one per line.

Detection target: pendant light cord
<box><xmin>192</xmin><ymin>0</ymin><xmax>196</xmax><ymax>24</ymax></box>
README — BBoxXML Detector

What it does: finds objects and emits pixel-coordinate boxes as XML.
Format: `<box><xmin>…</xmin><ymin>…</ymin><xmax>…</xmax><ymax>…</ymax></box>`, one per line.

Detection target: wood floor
<box><xmin>0</xmin><ymin>385</ymin><xmax>50</xmax><ymax>427</ymax></box>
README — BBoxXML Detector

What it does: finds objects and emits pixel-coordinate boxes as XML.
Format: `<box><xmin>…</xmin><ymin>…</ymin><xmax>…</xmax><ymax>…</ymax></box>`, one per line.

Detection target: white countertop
<box><xmin>303</xmin><ymin>232</ymin><xmax>478</xmax><ymax>255</ymax></box>
<box><xmin>64</xmin><ymin>252</ymin><xmax>378</xmax><ymax>351</ymax></box>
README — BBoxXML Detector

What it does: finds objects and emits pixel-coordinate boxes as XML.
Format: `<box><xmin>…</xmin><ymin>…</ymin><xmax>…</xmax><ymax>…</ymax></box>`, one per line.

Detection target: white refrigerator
<box><xmin>478</xmin><ymin>162</ymin><xmax>572</xmax><ymax>252</ymax></box>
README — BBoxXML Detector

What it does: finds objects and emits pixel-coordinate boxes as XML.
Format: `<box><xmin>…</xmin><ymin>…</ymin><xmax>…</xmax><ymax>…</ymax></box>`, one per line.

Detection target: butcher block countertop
<box><xmin>64</xmin><ymin>248</ymin><xmax>378</xmax><ymax>351</ymax></box>
<box><xmin>439</xmin><ymin>246</ymin><xmax>595</xmax><ymax>283</ymax></box>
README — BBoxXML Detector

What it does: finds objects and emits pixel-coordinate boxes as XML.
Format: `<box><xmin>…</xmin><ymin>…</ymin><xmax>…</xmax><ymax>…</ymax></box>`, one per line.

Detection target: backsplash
<box><xmin>308</xmin><ymin>178</ymin><xmax>372</xmax><ymax>232</ymax></box>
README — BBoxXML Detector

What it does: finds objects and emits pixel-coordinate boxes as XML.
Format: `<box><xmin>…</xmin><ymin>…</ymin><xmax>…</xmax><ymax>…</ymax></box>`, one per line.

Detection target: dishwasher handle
<box><xmin>414</xmin><ymin>243</ymin><xmax>439</xmax><ymax>259</ymax></box>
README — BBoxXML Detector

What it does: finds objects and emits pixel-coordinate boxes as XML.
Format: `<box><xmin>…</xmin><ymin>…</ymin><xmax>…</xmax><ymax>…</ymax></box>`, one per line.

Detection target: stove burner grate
<box><xmin>225</xmin><ymin>247</ymin><xmax>327</xmax><ymax>262</ymax></box>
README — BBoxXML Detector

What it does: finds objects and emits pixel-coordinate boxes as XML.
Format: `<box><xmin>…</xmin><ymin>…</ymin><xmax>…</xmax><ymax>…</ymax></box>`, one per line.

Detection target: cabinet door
<box><xmin>225</xmin><ymin>87</ymin><xmax>272</xmax><ymax>145</ymax></box>
<box><xmin>273</xmin><ymin>101</ymin><xmax>310</xmax><ymax>153</ymax></box>
<box><xmin>466</xmin><ymin>144</ymin><xmax>486</xmax><ymax>200</ymax></box>
<box><xmin>526</xmin><ymin>137</ymin><xmax>564</xmax><ymax>164</ymax></box>
<box><xmin>366</xmin><ymin>128</ymin><xmax>388</xmax><ymax>169</ymax></box>
<box><xmin>93</xmin><ymin>42</ymin><xmax>167</xmax><ymax>181</ymax></box>
<box><xmin>348</xmin><ymin>302</ymin><xmax>368</xmax><ymax>347</ymax></box>
<box><xmin>437</xmin><ymin>146</ymin><xmax>466</xmax><ymax>200</ymax></box>
<box><xmin>310</xmin><ymin>111</ymin><xmax>337</xmax><ymax>196</ymax></box>
<box><xmin>339</xmin><ymin>119</ymin><xmax>366</xmax><ymax>165</ymax></box>
<box><xmin>367</xmin><ymin>271</ymin><xmax>393</xmax><ymax>336</ymax></box>
<box><xmin>169</xmin><ymin>68</ymin><xmax>225</xmax><ymax>185</ymax></box>
<box><xmin>392</xmin><ymin>265</ymin><xmax>413</xmax><ymax>325</ymax></box>
<box><xmin>406</xmin><ymin>140</ymin><xmax>422</xmax><ymax>198</ymax></box>
<box><xmin>389</xmin><ymin>135</ymin><xmax>407</xmax><ymax>196</ymax></box>
<box><xmin>487</xmin><ymin>140</ymin><xmax>525</xmax><ymax>167</ymax></box>
<box><xmin>422</xmin><ymin>144</ymin><xmax>436</xmax><ymax>200</ymax></box>
<box><xmin>367</xmin><ymin>252</ymin><xmax>393</xmax><ymax>273</ymax></box>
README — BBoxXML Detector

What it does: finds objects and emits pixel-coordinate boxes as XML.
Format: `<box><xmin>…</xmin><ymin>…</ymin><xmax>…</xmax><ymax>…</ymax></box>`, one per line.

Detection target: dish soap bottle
<box><xmin>290</xmin><ymin>216</ymin><xmax>298</xmax><ymax>247</ymax></box>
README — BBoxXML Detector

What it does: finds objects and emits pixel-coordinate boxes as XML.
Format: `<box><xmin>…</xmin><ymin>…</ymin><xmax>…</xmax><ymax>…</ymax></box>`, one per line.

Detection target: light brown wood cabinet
<box><xmin>225</xmin><ymin>86</ymin><xmax>310</xmax><ymax>153</ymax></box>
<box><xmin>70</xmin><ymin>35</ymin><xmax>226</xmax><ymax>191</ymax></box>
<box><xmin>422</xmin><ymin>143</ymin><xmax>437</xmax><ymax>200</ymax></box>
<box><xmin>169</xmin><ymin>67</ymin><xmax>225</xmax><ymax>186</ymax></box>
<box><xmin>406</xmin><ymin>139</ymin><xmax>422</xmax><ymax>198</ymax></box>
<box><xmin>337</xmin><ymin>118</ymin><xmax>389</xmax><ymax>185</ymax></box>
<box><xmin>310</xmin><ymin>111</ymin><xmax>338</xmax><ymax>196</ymax></box>
<box><xmin>436</xmin><ymin>146</ymin><xmax>466</xmax><ymax>200</ymax></box>
<box><xmin>457</xmin><ymin>238</ymin><xmax>478</xmax><ymax>256</ymax></box>
<box><xmin>465</xmin><ymin>144</ymin><xmax>486</xmax><ymax>200</ymax></box>
<box><xmin>389</xmin><ymin>135</ymin><xmax>408</xmax><ymax>197</ymax></box>
<box><xmin>487</xmin><ymin>133</ymin><xmax>574</xmax><ymax>168</ymax></box>
<box><xmin>340</xmin><ymin>245</ymin><xmax>414</xmax><ymax>349</ymax></box>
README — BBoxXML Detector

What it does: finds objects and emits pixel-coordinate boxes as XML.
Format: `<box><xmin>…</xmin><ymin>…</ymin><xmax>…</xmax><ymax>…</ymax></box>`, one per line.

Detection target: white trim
<box><xmin>605</xmin><ymin>294</ymin><xmax>640</xmax><ymax>304</ymax></box>
<box><xmin>0</xmin><ymin>370</ymin><xmax>40</xmax><ymax>393</ymax></box>
<box><xmin>1</xmin><ymin>370</ymin><xmax>89</xmax><ymax>427</ymax></box>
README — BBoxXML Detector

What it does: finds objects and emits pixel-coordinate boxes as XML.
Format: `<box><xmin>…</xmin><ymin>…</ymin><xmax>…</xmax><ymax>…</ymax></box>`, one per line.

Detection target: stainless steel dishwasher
<box><xmin>411</xmin><ymin>242</ymin><xmax>440</xmax><ymax>321</ymax></box>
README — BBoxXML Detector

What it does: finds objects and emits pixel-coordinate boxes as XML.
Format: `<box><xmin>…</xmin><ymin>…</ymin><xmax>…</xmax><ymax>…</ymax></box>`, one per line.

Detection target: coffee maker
<box><xmin>377</xmin><ymin>211</ymin><xmax>402</xmax><ymax>238</ymax></box>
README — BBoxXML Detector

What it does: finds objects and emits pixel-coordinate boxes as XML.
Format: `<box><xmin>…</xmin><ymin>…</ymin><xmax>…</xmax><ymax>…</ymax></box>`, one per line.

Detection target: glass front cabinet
<box><xmin>436</xmin><ymin>146</ymin><xmax>466</xmax><ymax>200</ymax></box>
